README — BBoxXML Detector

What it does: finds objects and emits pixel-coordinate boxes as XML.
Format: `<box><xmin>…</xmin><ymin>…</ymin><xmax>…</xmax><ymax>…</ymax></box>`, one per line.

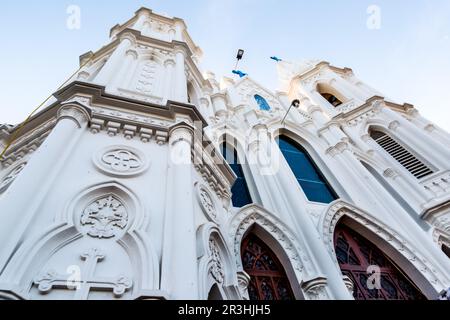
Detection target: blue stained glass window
<box><xmin>277</xmin><ymin>136</ymin><xmax>337</xmax><ymax>204</ymax></box>
<box><xmin>221</xmin><ymin>143</ymin><xmax>253</xmax><ymax>208</ymax></box>
<box><xmin>254</xmin><ymin>95</ymin><xmax>271</xmax><ymax>111</ymax></box>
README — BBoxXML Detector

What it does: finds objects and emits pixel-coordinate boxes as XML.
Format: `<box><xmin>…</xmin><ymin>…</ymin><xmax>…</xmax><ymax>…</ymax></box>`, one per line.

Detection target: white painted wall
<box><xmin>0</xmin><ymin>7</ymin><xmax>449</xmax><ymax>301</ymax></box>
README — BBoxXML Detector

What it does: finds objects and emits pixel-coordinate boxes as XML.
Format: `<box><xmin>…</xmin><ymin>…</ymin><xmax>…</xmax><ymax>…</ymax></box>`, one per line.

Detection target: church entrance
<box><xmin>241</xmin><ymin>233</ymin><xmax>295</xmax><ymax>300</ymax></box>
<box><xmin>334</xmin><ymin>224</ymin><xmax>426</xmax><ymax>300</ymax></box>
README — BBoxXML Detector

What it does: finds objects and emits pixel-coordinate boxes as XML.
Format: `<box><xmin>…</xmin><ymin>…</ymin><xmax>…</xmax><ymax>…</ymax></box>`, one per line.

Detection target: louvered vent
<box><xmin>370</xmin><ymin>130</ymin><xmax>434</xmax><ymax>179</ymax></box>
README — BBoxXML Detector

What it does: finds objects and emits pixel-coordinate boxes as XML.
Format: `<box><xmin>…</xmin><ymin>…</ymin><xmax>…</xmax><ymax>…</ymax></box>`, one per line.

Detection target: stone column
<box><xmin>310</xmin><ymin>91</ymin><xmax>334</xmax><ymax>114</ymax></box>
<box><xmin>381</xmin><ymin>107</ymin><xmax>450</xmax><ymax>169</ymax></box>
<box><xmin>161</xmin><ymin>124</ymin><xmax>198</xmax><ymax>299</ymax></box>
<box><xmin>95</xmin><ymin>34</ymin><xmax>134</xmax><ymax>87</ymax></box>
<box><xmin>332</xmin><ymin>77</ymin><xmax>366</xmax><ymax>104</ymax></box>
<box><xmin>406</xmin><ymin>108</ymin><xmax>450</xmax><ymax>146</ymax></box>
<box><xmin>362</xmin><ymin>134</ymin><xmax>433</xmax><ymax>206</ymax></box>
<box><xmin>173</xmin><ymin>21</ymin><xmax>184</xmax><ymax>41</ymax></box>
<box><xmin>330</xmin><ymin>114</ymin><xmax>450</xmax><ymax>283</ymax></box>
<box><xmin>142</xmin><ymin>21</ymin><xmax>152</xmax><ymax>37</ymax></box>
<box><xmin>272</xmin><ymin>140</ymin><xmax>353</xmax><ymax>300</ymax></box>
<box><xmin>0</xmin><ymin>104</ymin><xmax>90</xmax><ymax>274</ymax></box>
<box><xmin>133</xmin><ymin>11</ymin><xmax>149</xmax><ymax>31</ymax></box>
<box><xmin>174</xmin><ymin>47</ymin><xmax>188</xmax><ymax>103</ymax></box>
<box><xmin>329</xmin><ymin>78</ymin><xmax>355</xmax><ymax>101</ymax></box>
<box><xmin>109</xmin><ymin>49</ymin><xmax>138</xmax><ymax>93</ymax></box>
<box><xmin>211</xmin><ymin>94</ymin><xmax>228</xmax><ymax>117</ymax></box>
<box><xmin>163</xmin><ymin>59</ymin><xmax>175</xmax><ymax>103</ymax></box>
<box><xmin>343</xmin><ymin>126</ymin><xmax>432</xmax><ymax>211</ymax></box>
<box><xmin>307</xmin><ymin>101</ymin><xmax>398</xmax><ymax>224</ymax></box>
<box><xmin>246</xmin><ymin>125</ymin><xmax>296</xmax><ymax>225</ymax></box>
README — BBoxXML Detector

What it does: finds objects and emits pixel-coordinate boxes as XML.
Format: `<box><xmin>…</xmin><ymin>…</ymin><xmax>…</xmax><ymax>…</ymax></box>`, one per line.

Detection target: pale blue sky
<box><xmin>1</xmin><ymin>1</ymin><xmax>449</xmax><ymax>130</ymax></box>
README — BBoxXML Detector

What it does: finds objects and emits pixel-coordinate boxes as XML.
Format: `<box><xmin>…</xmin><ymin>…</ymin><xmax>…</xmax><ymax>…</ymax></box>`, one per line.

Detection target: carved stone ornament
<box><xmin>103</xmin><ymin>150</ymin><xmax>141</xmax><ymax>172</ymax></box>
<box><xmin>34</xmin><ymin>248</ymin><xmax>132</xmax><ymax>299</ymax></box>
<box><xmin>94</xmin><ymin>146</ymin><xmax>149</xmax><ymax>177</ymax></box>
<box><xmin>196</xmin><ymin>183</ymin><xmax>218</xmax><ymax>222</ymax></box>
<box><xmin>237</xmin><ymin>271</ymin><xmax>251</xmax><ymax>300</ymax></box>
<box><xmin>0</xmin><ymin>162</ymin><xmax>26</xmax><ymax>193</ymax></box>
<box><xmin>209</xmin><ymin>239</ymin><xmax>225</xmax><ymax>284</ymax></box>
<box><xmin>305</xmin><ymin>284</ymin><xmax>329</xmax><ymax>300</ymax></box>
<box><xmin>57</xmin><ymin>105</ymin><xmax>90</xmax><ymax>128</ymax></box>
<box><xmin>302</xmin><ymin>277</ymin><xmax>330</xmax><ymax>300</ymax></box>
<box><xmin>80</xmin><ymin>195</ymin><xmax>129</xmax><ymax>239</ymax></box>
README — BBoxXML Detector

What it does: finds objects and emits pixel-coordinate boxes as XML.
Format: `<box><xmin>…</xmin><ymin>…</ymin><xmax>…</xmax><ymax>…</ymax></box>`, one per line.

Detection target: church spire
<box><xmin>71</xmin><ymin>7</ymin><xmax>207</xmax><ymax>109</ymax></box>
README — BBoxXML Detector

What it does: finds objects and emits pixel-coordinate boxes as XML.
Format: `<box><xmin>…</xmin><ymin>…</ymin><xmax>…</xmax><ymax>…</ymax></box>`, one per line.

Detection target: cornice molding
<box><xmin>54</xmin><ymin>81</ymin><xmax>208</xmax><ymax>126</ymax></box>
<box><xmin>1</xmin><ymin>81</ymin><xmax>208</xmax><ymax>166</ymax></box>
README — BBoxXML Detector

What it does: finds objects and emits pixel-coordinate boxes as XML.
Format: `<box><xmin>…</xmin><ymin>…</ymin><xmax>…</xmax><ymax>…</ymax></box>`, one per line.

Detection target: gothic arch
<box><xmin>362</xmin><ymin>120</ymin><xmax>417</xmax><ymax>161</ymax></box>
<box><xmin>235</xmin><ymin>78</ymin><xmax>283</xmax><ymax>112</ymax></box>
<box><xmin>218</xmin><ymin>133</ymin><xmax>261</xmax><ymax>207</ymax></box>
<box><xmin>253</xmin><ymin>94</ymin><xmax>271</xmax><ymax>111</ymax></box>
<box><xmin>208</xmin><ymin>284</ymin><xmax>224</xmax><ymax>300</ymax></box>
<box><xmin>321</xmin><ymin>200</ymin><xmax>444</xmax><ymax>298</ymax></box>
<box><xmin>217</xmin><ymin>132</ymin><xmax>246</xmax><ymax>157</ymax></box>
<box><xmin>228</xmin><ymin>204</ymin><xmax>309</xmax><ymax>300</ymax></box>
<box><xmin>1</xmin><ymin>181</ymin><xmax>159</xmax><ymax>299</ymax></box>
<box><xmin>365</xmin><ymin>124</ymin><xmax>435</xmax><ymax>178</ymax></box>
<box><xmin>271</xmin><ymin>127</ymin><xmax>350</xmax><ymax>201</ymax></box>
<box><xmin>58</xmin><ymin>181</ymin><xmax>149</xmax><ymax>231</ymax></box>
<box><xmin>197</xmin><ymin>223</ymin><xmax>240</xmax><ymax>300</ymax></box>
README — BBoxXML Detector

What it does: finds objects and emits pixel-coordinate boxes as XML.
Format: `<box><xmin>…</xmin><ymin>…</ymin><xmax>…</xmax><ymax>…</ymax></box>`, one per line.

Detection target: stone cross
<box><xmin>34</xmin><ymin>248</ymin><xmax>132</xmax><ymax>300</ymax></box>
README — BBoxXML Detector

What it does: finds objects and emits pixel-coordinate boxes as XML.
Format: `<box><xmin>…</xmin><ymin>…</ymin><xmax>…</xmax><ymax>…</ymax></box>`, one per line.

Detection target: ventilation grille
<box><xmin>371</xmin><ymin>131</ymin><xmax>434</xmax><ymax>179</ymax></box>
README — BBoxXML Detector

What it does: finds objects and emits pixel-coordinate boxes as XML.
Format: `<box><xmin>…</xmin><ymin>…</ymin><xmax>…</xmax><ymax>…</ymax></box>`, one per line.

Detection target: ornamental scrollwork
<box><xmin>94</xmin><ymin>146</ymin><xmax>149</xmax><ymax>177</ymax></box>
<box><xmin>209</xmin><ymin>239</ymin><xmax>225</xmax><ymax>284</ymax></box>
<box><xmin>196</xmin><ymin>183</ymin><xmax>218</xmax><ymax>222</ymax></box>
<box><xmin>102</xmin><ymin>149</ymin><xmax>142</xmax><ymax>173</ymax></box>
<box><xmin>80</xmin><ymin>195</ymin><xmax>129</xmax><ymax>239</ymax></box>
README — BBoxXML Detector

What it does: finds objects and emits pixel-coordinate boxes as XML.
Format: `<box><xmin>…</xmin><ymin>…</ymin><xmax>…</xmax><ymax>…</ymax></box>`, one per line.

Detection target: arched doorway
<box><xmin>208</xmin><ymin>284</ymin><xmax>224</xmax><ymax>300</ymax></box>
<box><xmin>442</xmin><ymin>244</ymin><xmax>450</xmax><ymax>259</ymax></box>
<box><xmin>334</xmin><ymin>224</ymin><xmax>426</xmax><ymax>300</ymax></box>
<box><xmin>241</xmin><ymin>233</ymin><xmax>295</xmax><ymax>300</ymax></box>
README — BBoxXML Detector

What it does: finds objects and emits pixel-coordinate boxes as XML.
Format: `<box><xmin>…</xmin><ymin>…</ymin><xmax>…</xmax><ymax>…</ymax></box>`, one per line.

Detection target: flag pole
<box><xmin>281</xmin><ymin>99</ymin><xmax>300</xmax><ymax>125</ymax></box>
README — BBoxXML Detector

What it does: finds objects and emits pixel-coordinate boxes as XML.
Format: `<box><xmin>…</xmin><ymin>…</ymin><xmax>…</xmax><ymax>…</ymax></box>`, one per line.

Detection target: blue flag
<box><xmin>232</xmin><ymin>70</ymin><xmax>248</xmax><ymax>78</ymax></box>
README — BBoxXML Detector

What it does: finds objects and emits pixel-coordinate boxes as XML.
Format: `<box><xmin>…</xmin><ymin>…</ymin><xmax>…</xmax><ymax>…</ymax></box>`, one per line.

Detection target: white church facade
<box><xmin>0</xmin><ymin>7</ymin><xmax>449</xmax><ymax>300</ymax></box>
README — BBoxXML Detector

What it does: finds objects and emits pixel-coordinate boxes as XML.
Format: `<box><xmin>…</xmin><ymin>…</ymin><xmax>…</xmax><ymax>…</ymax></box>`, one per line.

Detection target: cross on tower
<box><xmin>34</xmin><ymin>248</ymin><xmax>133</xmax><ymax>300</ymax></box>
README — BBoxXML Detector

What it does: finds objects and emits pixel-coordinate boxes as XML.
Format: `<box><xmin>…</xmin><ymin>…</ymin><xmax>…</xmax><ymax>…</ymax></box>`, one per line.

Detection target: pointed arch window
<box><xmin>370</xmin><ymin>130</ymin><xmax>434</xmax><ymax>179</ymax></box>
<box><xmin>254</xmin><ymin>95</ymin><xmax>271</xmax><ymax>111</ymax></box>
<box><xmin>277</xmin><ymin>136</ymin><xmax>337</xmax><ymax>204</ymax></box>
<box><xmin>242</xmin><ymin>233</ymin><xmax>295</xmax><ymax>300</ymax></box>
<box><xmin>334</xmin><ymin>224</ymin><xmax>426</xmax><ymax>300</ymax></box>
<box><xmin>221</xmin><ymin>142</ymin><xmax>253</xmax><ymax>208</ymax></box>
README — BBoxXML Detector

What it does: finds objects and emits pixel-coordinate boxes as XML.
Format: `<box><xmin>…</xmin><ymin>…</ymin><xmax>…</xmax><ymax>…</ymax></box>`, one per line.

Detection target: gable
<box><xmin>232</xmin><ymin>77</ymin><xmax>283</xmax><ymax>111</ymax></box>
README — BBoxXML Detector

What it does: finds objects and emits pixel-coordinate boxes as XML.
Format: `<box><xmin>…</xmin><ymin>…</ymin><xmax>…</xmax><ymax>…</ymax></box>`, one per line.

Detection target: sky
<box><xmin>1</xmin><ymin>1</ymin><xmax>449</xmax><ymax>131</ymax></box>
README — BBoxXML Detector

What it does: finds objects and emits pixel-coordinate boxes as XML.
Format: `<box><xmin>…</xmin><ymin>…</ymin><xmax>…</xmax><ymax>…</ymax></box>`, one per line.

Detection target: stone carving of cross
<box><xmin>34</xmin><ymin>248</ymin><xmax>132</xmax><ymax>300</ymax></box>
